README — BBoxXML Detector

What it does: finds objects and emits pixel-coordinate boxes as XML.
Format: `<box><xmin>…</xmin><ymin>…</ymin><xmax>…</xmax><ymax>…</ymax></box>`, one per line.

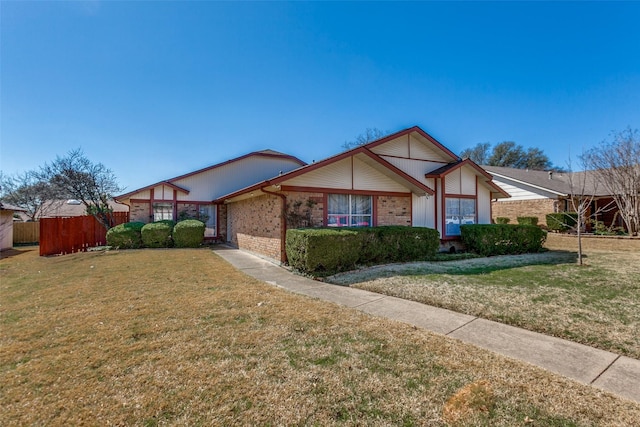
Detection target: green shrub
<box><xmin>106</xmin><ymin>222</ymin><xmax>145</xmax><ymax>249</ymax></box>
<box><xmin>375</xmin><ymin>226</ymin><xmax>440</xmax><ymax>263</ymax></box>
<box><xmin>517</xmin><ymin>216</ymin><xmax>538</xmax><ymax>226</ymax></box>
<box><xmin>141</xmin><ymin>220</ymin><xmax>175</xmax><ymax>248</ymax></box>
<box><xmin>460</xmin><ymin>224</ymin><xmax>547</xmax><ymax>256</ymax></box>
<box><xmin>546</xmin><ymin>212</ymin><xmax>578</xmax><ymax>232</ymax></box>
<box><xmin>495</xmin><ymin>217</ymin><xmax>510</xmax><ymax>224</ymax></box>
<box><xmin>173</xmin><ymin>219</ymin><xmax>205</xmax><ymax>248</ymax></box>
<box><xmin>286</xmin><ymin>226</ymin><xmax>440</xmax><ymax>276</ymax></box>
<box><xmin>286</xmin><ymin>228</ymin><xmax>360</xmax><ymax>275</ymax></box>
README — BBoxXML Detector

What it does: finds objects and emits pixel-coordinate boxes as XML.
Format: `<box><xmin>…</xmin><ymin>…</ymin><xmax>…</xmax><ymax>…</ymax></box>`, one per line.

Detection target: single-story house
<box><xmin>1</xmin><ymin>202</ymin><xmax>26</xmax><ymax>251</ymax></box>
<box><xmin>115</xmin><ymin>150</ymin><xmax>307</xmax><ymax>238</ymax></box>
<box><xmin>117</xmin><ymin>126</ymin><xmax>508</xmax><ymax>263</ymax></box>
<box><xmin>484</xmin><ymin>166</ymin><xmax>623</xmax><ymax>230</ymax></box>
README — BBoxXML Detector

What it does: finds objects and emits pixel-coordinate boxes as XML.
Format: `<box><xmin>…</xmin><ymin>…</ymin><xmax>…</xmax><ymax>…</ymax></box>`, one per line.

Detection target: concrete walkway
<box><xmin>212</xmin><ymin>246</ymin><xmax>640</xmax><ymax>403</ymax></box>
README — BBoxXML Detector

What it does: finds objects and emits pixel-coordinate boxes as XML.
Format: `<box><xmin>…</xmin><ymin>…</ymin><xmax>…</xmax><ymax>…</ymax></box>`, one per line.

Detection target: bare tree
<box><xmin>342</xmin><ymin>128</ymin><xmax>389</xmax><ymax>150</ymax></box>
<box><xmin>461</xmin><ymin>142</ymin><xmax>491</xmax><ymax>165</ymax></box>
<box><xmin>39</xmin><ymin>149</ymin><xmax>123</xmax><ymax>230</ymax></box>
<box><xmin>564</xmin><ymin>157</ymin><xmax>611</xmax><ymax>265</ymax></box>
<box><xmin>582</xmin><ymin>128</ymin><xmax>640</xmax><ymax>236</ymax></box>
<box><xmin>0</xmin><ymin>170</ymin><xmax>62</xmax><ymax>221</ymax></box>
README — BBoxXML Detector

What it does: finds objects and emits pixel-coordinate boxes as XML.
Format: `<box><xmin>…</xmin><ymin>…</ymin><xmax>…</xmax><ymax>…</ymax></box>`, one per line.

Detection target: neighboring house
<box><xmin>115</xmin><ymin>150</ymin><xmax>306</xmax><ymax>238</ymax></box>
<box><xmin>484</xmin><ymin>166</ymin><xmax>622</xmax><ymax>230</ymax></box>
<box><xmin>214</xmin><ymin>126</ymin><xmax>508</xmax><ymax>262</ymax></box>
<box><xmin>38</xmin><ymin>200</ymin><xmax>130</xmax><ymax>218</ymax></box>
<box><xmin>1</xmin><ymin>202</ymin><xmax>26</xmax><ymax>251</ymax></box>
<box><xmin>10</xmin><ymin>200</ymin><xmax>130</xmax><ymax>222</ymax></box>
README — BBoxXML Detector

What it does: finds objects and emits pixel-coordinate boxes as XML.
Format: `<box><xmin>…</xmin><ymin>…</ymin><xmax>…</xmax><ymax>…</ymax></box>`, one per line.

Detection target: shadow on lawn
<box><xmin>0</xmin><ymin>247</ymin><xmax>37</xmax><ymax>260</ymax></box>
<box><xmin>328</xmin><ymin>250</ymin><xmax>583</xmax><ymax>285</ymax></box>
<box><xmin>408</xmin><ymin>250</ymin><xmax>581</xmax><ymax>277</ymax></box>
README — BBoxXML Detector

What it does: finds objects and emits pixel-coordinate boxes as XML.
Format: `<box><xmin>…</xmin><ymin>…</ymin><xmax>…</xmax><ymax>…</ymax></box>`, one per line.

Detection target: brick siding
<box><xmin>130</xmin><ymin>202</ymin><xmax>151</xmax><ymax>223</ymax></box>
<box><xmin>492</xmin><ymin>199</ymin><xmax>559</xmax><ymax>226</ymax></box>
<box><xmin>283</xmin><ymin>191</ymin><xmax>324</xmax><ymax>228</ymax></box>
<box><xmin>227</xmin><ymin>194</ymin><xmax>282</xmax><ymax>260</ymax></box>
<box><xmin>176</xmin><ymin>203</ymin><xmax>198</xmax><ymax>220</ymax></box>
<box><xmin>376</xmin><ymin>195</ymin><xmax>411</xmax><ymax>226</ymax></box>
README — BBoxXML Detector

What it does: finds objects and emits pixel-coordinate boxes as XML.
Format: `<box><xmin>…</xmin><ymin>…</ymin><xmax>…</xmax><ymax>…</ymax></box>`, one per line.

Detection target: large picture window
<box><xmin>153</xmin><ymin>202</ymin><xmax>173</xmax><ymax>221</ymax></box>
<box><xmin>327</xmin><ymin>194</ymin><xmax>372</xmax><ymax>227</ymax></box>
<box><xmin>445</xmin><ymin>198</ymin><xmax>476</xmax><ymax>236</ymax></box>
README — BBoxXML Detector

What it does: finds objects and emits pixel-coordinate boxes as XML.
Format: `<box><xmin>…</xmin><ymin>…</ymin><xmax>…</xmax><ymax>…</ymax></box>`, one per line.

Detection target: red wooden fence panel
<box><xmin>39</xmin><ymin>212</ymin><xmax>130</xmax><ymax>256</ymax></box>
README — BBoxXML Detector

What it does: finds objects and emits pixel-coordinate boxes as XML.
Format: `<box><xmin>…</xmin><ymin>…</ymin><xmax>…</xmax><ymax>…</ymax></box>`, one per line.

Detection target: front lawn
<box><xmin>328</xmin><ymin>239</ymin><xmax>640</xmax><ymax>359</ymax></box>
<box><xmin>1</xmin><ymin>247</ymin><xmax>638</xmax><ymax>425</ymax></box>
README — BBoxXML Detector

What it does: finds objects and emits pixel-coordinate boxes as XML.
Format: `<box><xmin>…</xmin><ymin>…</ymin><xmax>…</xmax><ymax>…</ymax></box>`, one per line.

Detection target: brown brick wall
<box><xmin>376</xmin><ymin>195</ymin><xmax>412</xmax><ymax>226</ymax></box>
<box><xmin>227</xmin><ymin>194</ymin><xmax>282</xmax><ymax>261</ymax></box>
<box><xmin>217</xmin><ymin>204</ymin><xmax>227</xmax><ymax>241</ymax></box>
<box><xmin>283</xmin><ymin>191</ymin><xmax>324</xmax><ymax>228</ymax></box>
<box><xmin>176</xmin><ymin>203</ymin><xmax>198</xmax><ymax>220</ymax></box>
<box><xmin>130</xmin><ymin>202</ymin><xmax>151</xmax><ymax>223</ymax></box>
<box><xmin>492</xmin><ymin>199</ymin><xmax>559</xmax><ymax>226</ymax></box>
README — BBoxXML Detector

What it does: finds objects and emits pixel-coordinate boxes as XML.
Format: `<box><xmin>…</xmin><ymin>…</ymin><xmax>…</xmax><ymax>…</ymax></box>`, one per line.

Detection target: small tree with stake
<box><xmin>582</xmin><ymin>127</ymin><xmax>640</xmax><ymax>236</ymax></box>
<box><xmin>39</xmin><ymin>149</ymin><xmax>123</xmax><ymax>230</ymax></box>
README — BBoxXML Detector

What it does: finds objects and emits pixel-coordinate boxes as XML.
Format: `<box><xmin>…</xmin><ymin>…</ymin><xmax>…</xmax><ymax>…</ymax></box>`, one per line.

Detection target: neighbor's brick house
<box><xmin>117</xmin><ymin>126</ymin><xmax>509</xmax><ymax>263</ymax></box>
<box><xmin>484</xmin><ymin>166</ymin><xmax>623</xmax><ymax>230</ymax></box>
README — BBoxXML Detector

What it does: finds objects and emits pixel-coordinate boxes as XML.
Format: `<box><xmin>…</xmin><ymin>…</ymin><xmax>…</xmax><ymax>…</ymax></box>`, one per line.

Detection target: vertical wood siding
<box><xmin>13</xmin><ymin>222</ymin><xmax>40</xmax><ymax>244</ymax></box>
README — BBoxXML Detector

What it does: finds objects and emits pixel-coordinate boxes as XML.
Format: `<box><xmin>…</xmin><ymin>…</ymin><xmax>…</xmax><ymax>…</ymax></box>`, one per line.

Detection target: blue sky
<box><xmin>2</xmin><ymin>1</ymin><xmax>639</xmax><ymax>192</ymax></box>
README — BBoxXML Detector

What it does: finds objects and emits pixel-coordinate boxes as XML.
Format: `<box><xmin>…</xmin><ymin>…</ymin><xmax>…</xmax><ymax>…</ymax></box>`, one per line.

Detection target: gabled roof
<box><xmin>116</xmin><ymin>150</ymin><xmax>306</xmax><ymax>200</ymax></box>
<box><xmin>0</xmin><ymin>202</ymin><xmax>26</xmax><ymax>212</ymax></box>
<box><xmin>214</xmin><ymin>127</ymin><xmax>455</xmax><ymax>203</ymax></box>
<box><xmin>366</xmin><ymin>126</ymin><xmax>460</xmax><ymax>162</ymax></box>
<box><xmin>427</xmin><ymin>159</ymin><xmax>510</xmax><ymax>199</ymax></box>
<box><xmin>483</xmin><ymin>166</ymin><xmax>609</xmax><ymax>197</ymax></box>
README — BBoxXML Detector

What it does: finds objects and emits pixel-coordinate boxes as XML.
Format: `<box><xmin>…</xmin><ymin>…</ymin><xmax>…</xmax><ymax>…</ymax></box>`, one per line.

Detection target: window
<box><xmin>327</xmin><ymin>194</ymin><xmax>372</xmax><ymax>227</ymax></box>
<box><xmin>199</xmin><ymin>204</ymin><xmax>217</xmax><ymax>237</ymax></box>
<box><xmin>445</xmin><ymin>198</ymin><xmax>476</xmax><ymax>236</ymax></box>
<box><xmin>153</xmin><ymin>202</ymin><xmax>173</xmax><ymax>221</ymax></box>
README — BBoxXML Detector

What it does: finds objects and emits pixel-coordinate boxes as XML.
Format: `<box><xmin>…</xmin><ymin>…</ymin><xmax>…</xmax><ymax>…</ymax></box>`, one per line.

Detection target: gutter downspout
<box><xmin>261</xmin><ymin>185</ymin><xmax>288</xmax><ymax>264</ymax></box>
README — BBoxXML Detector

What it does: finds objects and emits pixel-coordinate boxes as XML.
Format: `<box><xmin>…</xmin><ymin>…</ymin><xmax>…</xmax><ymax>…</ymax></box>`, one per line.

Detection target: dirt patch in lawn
<box><xmin>1</xmin><ymin>247</ymin><xmax>639</xmax><ymax>425</ymax></box>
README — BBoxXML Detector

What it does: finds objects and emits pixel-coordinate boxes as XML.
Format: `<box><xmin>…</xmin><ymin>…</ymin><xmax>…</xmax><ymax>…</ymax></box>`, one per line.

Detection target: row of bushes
<box><xmin>286</xmin><ymin>226</ymin><xmax>440</xmax><ymax>276</ymax></box>
<box><xmin>495</xmin><ymin>216</ymin><xmax>539</xmax><ymax>226</ymax></box>
<box><xmin>106</xmin><ymin>220</ymin><xmax>205</xmax><ymax>249</ymax></box>
<box><xmin>460</xmin><ymin>224</ymin><xmax>547</xmax><ymax>257</ymax></box>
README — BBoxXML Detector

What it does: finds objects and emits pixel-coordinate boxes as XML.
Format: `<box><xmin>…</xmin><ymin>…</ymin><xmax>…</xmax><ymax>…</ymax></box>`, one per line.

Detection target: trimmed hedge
<box><xmin>460</xmin><ymin>224</ymin><xmax>547</xmax><ymax>256</ymax></box>
<box><xmin>106</xmin><ymin>222</ymin><xmax>145</xmax><ymax>249</ymax></box>
<box><xmin>286</xmin><ymin>226</ymin><xmax>440</xmax><ymax>276</ymax></box>
<box><xmin>173</xmin><ymin>219</ymin><xmax>205</xmax><ymax>248</ymax></box>
<box><xmin>286</xmin><ymin>228</ymin><xmax>361</xmax><ymax>275</ymax></box>
<box><xmin>546</xmin><ymin>212</ymin><xmax>578</xmax><ymax>232</ymax></box>
<box><xmin>141</xmin><ymin>220</ymin><xmax>175</xmax><ymax>248</ymax></box>
<box><xmin>495</xmin><ymin>217</ymin><xmax>510</xmax><ymax>224</ymax></box>
<box><xmin>517</xmin><ymin>216</ymin><xmax>538</xmax><ymax>226</ymax></box>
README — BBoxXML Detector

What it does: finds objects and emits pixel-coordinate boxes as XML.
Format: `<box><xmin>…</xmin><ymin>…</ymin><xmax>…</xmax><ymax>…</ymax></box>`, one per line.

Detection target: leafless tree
<box><xmin>582</xmin><ymin>128</ymin><xmax>640</xmax><ymax>236</ymax></box>
<box><xmin>342</xmin><ymin>128</ymin><xmax>389</xmax><ymax>150</ymax></box>
<box><xmin>564</xmin><ymin>159</ymin><xmax>604</xmax><ymax>265</ymax></box>
<box><xmin>39</xmin><ymin>149</ymin><xmax>123</xmax><ymax>230</ymax></box>
<box><xmin>0</xmin><ymin>170</ymin><xmax>62</xmax><ymax>221</ymax></box>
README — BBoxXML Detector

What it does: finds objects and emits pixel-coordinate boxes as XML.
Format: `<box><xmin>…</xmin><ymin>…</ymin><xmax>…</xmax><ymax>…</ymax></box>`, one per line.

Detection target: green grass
<box><xmin>328</xmin><ymin>249</ymin><xmax>640</xmax><ymax>358</ymax></box>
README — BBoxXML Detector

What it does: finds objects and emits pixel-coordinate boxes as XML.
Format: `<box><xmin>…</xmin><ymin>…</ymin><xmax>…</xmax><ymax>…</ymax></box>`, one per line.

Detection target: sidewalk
<box><xmin>212</xmin><ymin>246</ymin><xmax>640</xmax><ymax>403</ymax></box>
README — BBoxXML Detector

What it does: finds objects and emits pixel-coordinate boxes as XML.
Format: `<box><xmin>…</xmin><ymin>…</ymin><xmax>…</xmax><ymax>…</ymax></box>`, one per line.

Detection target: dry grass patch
<box><xmin>1</xmin><ymin>247</ymin><xmax>639</xmax><ymax>426</ymax></box>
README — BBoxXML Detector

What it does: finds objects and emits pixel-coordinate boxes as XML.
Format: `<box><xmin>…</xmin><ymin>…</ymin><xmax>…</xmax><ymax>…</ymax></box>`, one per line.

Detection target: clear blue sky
<box><xmin>2</xmin><ymin>1</ymin><xmax>639</xmax><ymax>192</ymax></box>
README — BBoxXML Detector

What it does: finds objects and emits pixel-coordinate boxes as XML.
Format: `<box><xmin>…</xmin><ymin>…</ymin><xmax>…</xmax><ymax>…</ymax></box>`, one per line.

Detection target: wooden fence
<box><xmin>13</xmin><ymin>222</ymin><xmax>40</xmax><ymax>244</ymax></box>
<box><xmin>39</xmin><ymin>212</ymin><xmax>130</xmax><ymax>256</ymax></box>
